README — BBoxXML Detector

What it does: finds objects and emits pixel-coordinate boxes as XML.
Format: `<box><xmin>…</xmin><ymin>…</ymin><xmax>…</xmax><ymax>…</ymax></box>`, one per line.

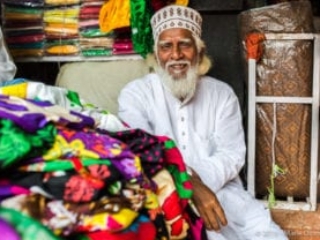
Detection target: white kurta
<box><xmin>118</xmin><ymin>73</ymin><xmax>288</xmax><ymax>240</ymax></box>
<box><xmin>0</xmin><ymin>27</ymin><xmax>17</xmax><ymax>82</ymax></box>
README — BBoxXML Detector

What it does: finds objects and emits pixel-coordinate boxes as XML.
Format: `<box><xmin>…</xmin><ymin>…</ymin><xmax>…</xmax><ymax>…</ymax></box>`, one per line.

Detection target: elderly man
<box><xmin>118</xmin><ymin>4</ymin><xmax>288</xmax><ymax>240</ymax></box>
<box><xmin>0</xmin><ymin>26</ymin><xmax>16</xmax><ymax>82</ymax></box>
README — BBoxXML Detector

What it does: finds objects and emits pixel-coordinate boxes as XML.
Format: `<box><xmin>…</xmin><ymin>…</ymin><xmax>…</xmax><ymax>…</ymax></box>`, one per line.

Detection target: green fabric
<box><xmin>164</xmin><ymin>139</ymin><xmax>176</xmax><ymax>149</ymax></box>
<box><xmin>165</xmin><ymin>139</ymin><xmax>193</xmax><ymax>199</ymax></box>
<box><xmin>25</xmin><ymin>158</ymin><xmax>112</xmax><ymax>172</ymax></box>
<box><xmin>66</xmin><ymin>90</ymin><xmax>82</xmax><ymax>107</ymax></box>
<box><xmin>167</xmin><ymin>164</ymin><xmax>193</xmax><ymax>199</ymax></box>
<box><xmin>0</xmin><ymin>119</ymin><xmax>56</xmax><ymax>168</ymax></box>
<box><xmin>81</xmin><ymin>49</ymin><xmax>113</xmax><ymax>57</ymax></box>
<box><xmin>80</xmin><ymin>29</ymin><xmax>114</xmax><ymax>38</ymax></box>
<box><xmin>130</xmin><ymin>0</ymin><xmax>154</xmax><ymax>57</ymax></box>
<box><xmin>5</xmin><ymin>6</ymin><xmax>43</xmax><ymax>14</ymax></box>
<box><xmin>0</xmin><ymin>207</ymin><xmax>60</xmax><ymax>240</ymax></box>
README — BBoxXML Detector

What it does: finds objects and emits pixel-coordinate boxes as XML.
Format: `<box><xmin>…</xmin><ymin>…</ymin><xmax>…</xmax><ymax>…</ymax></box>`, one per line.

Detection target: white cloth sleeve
<box><xmin>118</xmin><ymin>81</ymin><xmax>154</xmax><ymax>133</ymax></box>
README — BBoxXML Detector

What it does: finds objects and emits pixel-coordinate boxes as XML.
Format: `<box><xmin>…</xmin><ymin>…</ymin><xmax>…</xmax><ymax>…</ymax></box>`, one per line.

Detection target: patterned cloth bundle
<box><xmin>2</xmin><ymin>0</ymin><xmax>46</xmax><ymax>57</ymax></box>
<box><xmin>0</xmin><ymin>79</ymin><xmax>206</xmax><ymax>240</ymax></box>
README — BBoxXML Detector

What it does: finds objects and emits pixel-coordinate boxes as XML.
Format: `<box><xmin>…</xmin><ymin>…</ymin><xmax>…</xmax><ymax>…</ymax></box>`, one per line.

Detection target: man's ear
<box><xmin>198</xmin><ymin>52</ymin><xmax>213</xmax><ymax>76</ymax></box>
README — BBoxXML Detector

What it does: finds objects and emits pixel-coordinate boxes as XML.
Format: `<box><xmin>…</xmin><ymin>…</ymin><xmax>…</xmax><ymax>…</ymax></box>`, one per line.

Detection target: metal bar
<box><xmin>255</xmin><ymin>96</ymin><xmax>313</xmax><ymax>104</ymax></box>
<box><xmin>264</xmin><ymin>33</ymin><xmax>315</xmax><ymax>40</ymax></box>
<box><xmin>309</xmin><ymin>35</ymin><xmax>320</xmax><ymax>211</ymax></box>
<box><xmin>247</xmin><ymin>58</ymin><xmax>257</xmax><ymax>196</ymax></box>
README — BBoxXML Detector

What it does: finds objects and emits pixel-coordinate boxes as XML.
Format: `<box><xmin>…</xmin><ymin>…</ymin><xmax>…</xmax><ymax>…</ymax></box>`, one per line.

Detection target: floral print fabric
<box><xmin>0</xmin><ymin>79</ymin><xmax>201</xmax><ymax>240</ymax></box>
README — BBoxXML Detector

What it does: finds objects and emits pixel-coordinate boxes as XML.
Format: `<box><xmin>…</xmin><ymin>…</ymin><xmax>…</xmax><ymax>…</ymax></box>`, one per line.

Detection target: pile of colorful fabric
<box><xmin>43</xmin><ymin>1</ymin><xmax>81</xmax><ymax>56</ymax></box>
<box><xmin>79</xmin><ymin>0</ymin><xmax>114</xmax><ymax>57</ymax></box>
<box><xmin>0</xmin><ymin>79</ymin><xmax>205</xmax><ymax>240</ymax></box>
<box><xmin>1</xmin><ymin>0</ymin><xmax>46</xmax><ymax>58</ymax></box>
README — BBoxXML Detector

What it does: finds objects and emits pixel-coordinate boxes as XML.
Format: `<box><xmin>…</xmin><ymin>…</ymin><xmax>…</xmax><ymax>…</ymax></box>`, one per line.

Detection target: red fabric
<box><xmin>162</xmin><ymin>191</ymin><xmax>185</xmax><ymax>236</ymax></box>
<box><xmin>86</xmin><ymin>219</ymin><xmax>156</xmax><ymax>240</ymax></box>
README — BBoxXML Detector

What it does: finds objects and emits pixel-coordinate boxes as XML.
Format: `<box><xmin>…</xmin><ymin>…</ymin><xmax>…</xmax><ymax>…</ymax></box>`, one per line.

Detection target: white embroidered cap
<box><xmin>150</xmin><ymin>5</ymin><xmax>202</xmax><ymax>40</ymax></box>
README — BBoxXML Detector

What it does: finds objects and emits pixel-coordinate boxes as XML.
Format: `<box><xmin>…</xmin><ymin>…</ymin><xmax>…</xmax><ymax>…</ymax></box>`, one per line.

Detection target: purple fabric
<box><xmin>0</xmin><ymin>95</ymin><xmax>94</xmax><ymax>132</ymax></box>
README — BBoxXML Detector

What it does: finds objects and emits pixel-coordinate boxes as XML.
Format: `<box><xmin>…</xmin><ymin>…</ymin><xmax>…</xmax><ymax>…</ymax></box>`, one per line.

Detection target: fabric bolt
<box><xmin>106</xmin><ymin>125</ymin><xmax>192</xmax><ymax>200</ymax></box>
<box><xmin>0</xmin><ymin>80</ymin><xmax>128</xmax><ymax>132</ymax></box>
<box><xmin>106</xmin><ymin>129</ymin><xmax>194</xmax><ymax>239</ymax></box>
<box><xmin>1</xmin><ymin>0</ymin><xmax>44</xmax><ymax>7</ymax></box>
<box><xmin>99</xmin><ymin>0</ymin><xmax>131</xmax><ymax>33</ymax></box>
<box><xmin>3</xmin><ymin>11</ymin><xmax>45</xmax><ymax>59</ymax></box>
<box><xmin>46</xmin><ymin>45</ymin><xmax>79</xmax><ymax>55</ymax></box>
<box><xmin>184</xmin><ymin>203</ymin><xmax>208</xmax><ymax>240</ymax></box>
<box><xmin>40</xmin><ymin>197</ymin><xmax>139</xmax><ymax>234</ymax></box>
<box><xmin>3</xmin><ymin>6</ymin><xmax>43</xmax><ymax>21</ymax></box>
<box><xmin>106</xmin><ymin>128</ymin><xmax>165</xmax><ymax>179</ymax></box>
<box><xmin>85</xmin><ymin>214</ymin><xmax>156</xmax><ymax>240</ymax></box>
<box><xmin>159</xmin><ymin>136</ymin><xmax>192</xmax><ymax>199</ymax></box>
<box><xmin>0</xmin><ymin>118</ymin><xmax>56</xmax><ymax>168</ymax></box>
<box><xmin>152</xmin><ymin>169</ymin><xmax>189</xmax><ymax>239</ymax></box>
<box><xmin>0</xmin><ymin>217</ymin><xmax>20</xmax><ymax>240</ymax></box>
<box><xmin>5</xmin><ymin>34</ymin><xmax>45</xmax><ymax>44</ymax></box>
<box><xmin>0</xmin><ymin>95</ymin><xmax>94</xmax><ymax>132</ymax></box>
<box><xmin>0</xmin><ymin>181</ymin><xmax>30</xmax><ymax>201</ymax></box>
<box><xmin>0</xmin><ymin>207</ymin><xmax>60</xmax><ymax>240</ymax></box>
<box><xmin>42</xmin><ymin>125</ymin><xmax>143</xmax><ymax>182</ymax></box>
<box><xmin>129</xmin><ymin>0</ymin><xmax>154</xmax><ymax>57</ymax></box>
<box><xmin>45</xmin><ymin>0</ymin><xmax>80</xmax><ymax>6</ymax></box>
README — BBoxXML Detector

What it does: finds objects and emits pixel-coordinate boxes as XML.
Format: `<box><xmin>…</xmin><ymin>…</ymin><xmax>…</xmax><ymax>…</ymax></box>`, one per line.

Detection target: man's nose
<box><xmin>171</xmin><ymin>45</ymin><xmax>182</xmax><ymax>60</ymax></box>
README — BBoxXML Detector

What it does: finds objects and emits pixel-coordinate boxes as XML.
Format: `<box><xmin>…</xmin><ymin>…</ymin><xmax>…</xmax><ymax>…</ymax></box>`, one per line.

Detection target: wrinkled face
<box><xmin>156</xmin><ymin>28</ymin><xmax>198</xmax><ymax>80</ymax></box>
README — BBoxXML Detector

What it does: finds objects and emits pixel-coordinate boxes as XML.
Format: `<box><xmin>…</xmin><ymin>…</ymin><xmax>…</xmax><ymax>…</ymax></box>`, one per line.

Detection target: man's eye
<box><xmin>179</xmin><ymin>42</ymin><xmax>191</xmax><ymax>48</ymax></box>
<box><xmin>160</xmin><ymin>44</ymin><xmax>171</xmax><ymax>50</ymax></box>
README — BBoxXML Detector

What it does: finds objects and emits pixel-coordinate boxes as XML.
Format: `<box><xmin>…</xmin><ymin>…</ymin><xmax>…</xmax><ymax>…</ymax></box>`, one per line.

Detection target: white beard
<box><xmin>155</xmin><ymin>60</ymin><xmax>199</xmax><ymax>101</ymax></box>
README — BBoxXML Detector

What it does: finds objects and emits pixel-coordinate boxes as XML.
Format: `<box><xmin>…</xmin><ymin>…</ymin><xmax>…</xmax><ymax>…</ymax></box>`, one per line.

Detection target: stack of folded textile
<box><xmin>79</xmin><ymin>0</ymin><xmax>114</xmax><ymax>57</ymax></box>
<box><xmin>112</xmin><ymin>27</ymin><xmax>136</xmax><ymax>55</ymax></box>
<box><xmin>2</xmin><ymin>0</ymin><xmax>46</xmax><ymax>58</ymax></box>
<box><xmin>43</xmin><ymin>0</ymin><xmax>80</xmax><ymax>56</ymax></box>
<box><xmin>0</xmin><ymin>79</ymin><xmax>203</xmax><ymax>240</ymax></box>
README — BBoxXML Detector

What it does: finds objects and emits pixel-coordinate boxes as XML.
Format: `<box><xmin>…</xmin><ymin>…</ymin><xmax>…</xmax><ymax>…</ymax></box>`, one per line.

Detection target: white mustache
<box><xmin>165</xmin><ymin>60</ymin><xmax>191</xmax><ymax>69</ymax></box>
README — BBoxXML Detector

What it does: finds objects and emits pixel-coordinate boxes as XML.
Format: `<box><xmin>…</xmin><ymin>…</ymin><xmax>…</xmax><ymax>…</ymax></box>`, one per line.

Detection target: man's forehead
<box><xmin>158</xmin><ymin>37</ymin><xmax>192</xmax><ymax>44</ymax></box>
<box><xmin>158</xmin><ymin>28</ymin><xmax>194</xmax><ymax>41</ymax></box>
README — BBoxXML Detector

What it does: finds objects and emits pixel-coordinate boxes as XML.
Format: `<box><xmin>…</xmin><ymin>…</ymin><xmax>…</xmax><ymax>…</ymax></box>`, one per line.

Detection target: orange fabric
<box><xmin>175</xmin><ymin>0</ymin><xmax>189</xmax><ymax>5</ymax></box>
<box><xmin>46</xmin><ymin>45</ymin><xmax>79</xmax><ymax>55</ymax></box>
<box><xmin>245</xmin><ymin>33</ymin><xmax>266</xmax><ymax>60</ymax></box>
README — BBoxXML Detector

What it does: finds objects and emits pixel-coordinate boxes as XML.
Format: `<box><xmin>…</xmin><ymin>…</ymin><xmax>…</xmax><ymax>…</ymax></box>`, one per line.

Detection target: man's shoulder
<box><xmin>125</xmin><ymin>73</ymin><xmax>157</xmax><ymax>88</ymax></box>
<box><xmin>201</xmin><ymin>75</ymin><xmax>233</xmax><ymax>91</ymax></box>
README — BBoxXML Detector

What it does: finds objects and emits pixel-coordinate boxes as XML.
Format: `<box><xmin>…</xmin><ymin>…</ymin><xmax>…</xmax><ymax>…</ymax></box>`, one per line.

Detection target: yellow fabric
<box><xmin>45</xmin><ymin>0</ymin><xmax>80</xmax><ymax>5</ymax></box>
<box><xmin>44</xmin><ymin>8</ymin><xmax>80</xmax><ymax>18</ymax></box>
<box><xmin>175</xmin><ymin>0</ymin><xmax>189</xmax><ymax>6</ymax></box>
<box><xmin>44</xmin><ymin>16</ymin><xmax>79</xmax><ymax>24</ymax></box>
<box><xmin>82</xmin><ymin>208</ymin><xmax>138</xmax><ymax>231</ymax></box>
<box><xmin>46</xmin><ymin>45</ymin><xmax>79</xmax><ymax>55</ymax></box>
<box><xmin>99</xmin><ymin>0</ymin><xmax>130</xmax><ymax>33</ymax></box>
<box><xmin>46</xmin><ymin>22</ymin><xmax>78</xmax><ymax>30</ymax></box>
<box><xmin>0</xmin><ymin>82</ymin><xmax>28</xmax><ymax>98</ymax></box>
